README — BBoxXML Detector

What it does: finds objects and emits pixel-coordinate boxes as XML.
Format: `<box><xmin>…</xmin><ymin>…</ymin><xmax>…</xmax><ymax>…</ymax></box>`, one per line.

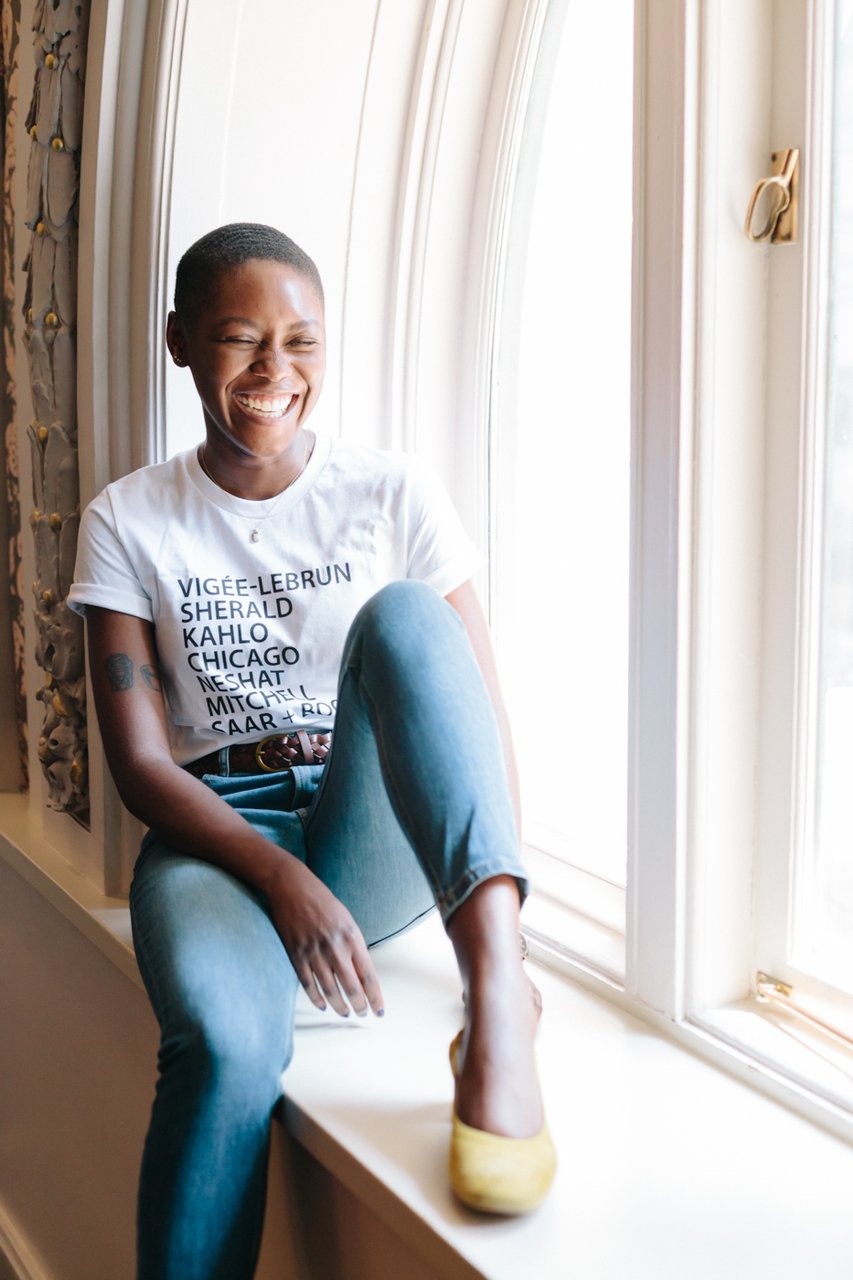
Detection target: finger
<box><xmin>296</xmin><ymin>965</ymin><xmax>329</xmax><ymax>1013</ymax></box>
<box><xmin>332</xmin><ymin>959</ymin><xmax>372</xmax><ymax>1017</ymax></box>
<box><xmin>353</xmin><ymin>951</ymin><xmax>385</xmax><ymax>1017</ymax></box>
<box><xmin>310</xmin><ymin>960</ymin><xmax>352</xmax><ymax>1018</ymax></box>
<box><xmin>325</xmin><ymin>918</ymin><xmax>378</xmax><ymax>1016</ymax></box>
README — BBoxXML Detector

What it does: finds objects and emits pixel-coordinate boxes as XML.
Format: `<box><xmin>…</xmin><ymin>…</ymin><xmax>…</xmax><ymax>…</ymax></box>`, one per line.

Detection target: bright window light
<box><xmin>492</xmin><ymin>0</ymin><xmax>634</xmax><ymax>892</ymax></box>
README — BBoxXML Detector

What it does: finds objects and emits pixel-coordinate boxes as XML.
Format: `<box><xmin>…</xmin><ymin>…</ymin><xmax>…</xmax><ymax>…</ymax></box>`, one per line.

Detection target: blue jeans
<box><xmin>130</xmin><ymin>582</ymin><xmax>528</xmax><ymax>1279</ymax></box>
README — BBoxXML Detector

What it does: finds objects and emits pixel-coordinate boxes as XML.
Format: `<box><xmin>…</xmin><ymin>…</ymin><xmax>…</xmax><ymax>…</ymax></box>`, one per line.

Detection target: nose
<box><xmin>251</xmin><ymin>346</ymin><xmax>292</xmax><ymax>380</ymax></box>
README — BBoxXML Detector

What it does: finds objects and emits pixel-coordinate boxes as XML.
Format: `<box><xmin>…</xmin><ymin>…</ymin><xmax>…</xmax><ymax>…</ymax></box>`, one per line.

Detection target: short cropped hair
<box><xmin>173</xmin><ymin>223</ymin><xmax>324</xmax><ymax>320</ymax></box>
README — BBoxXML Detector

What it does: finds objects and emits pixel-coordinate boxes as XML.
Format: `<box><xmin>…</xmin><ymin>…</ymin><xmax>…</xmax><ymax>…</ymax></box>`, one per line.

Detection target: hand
<box><xmin>266</xmin><ymin>861</ymin><xmax>385</xmax><ymax>1019</ymax></box>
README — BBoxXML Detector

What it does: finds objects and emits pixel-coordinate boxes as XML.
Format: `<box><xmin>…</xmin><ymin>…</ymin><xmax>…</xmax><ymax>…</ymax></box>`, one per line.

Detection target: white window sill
<box><xmin>2</xmin><ymin>794</ymin><xmax>852</xmax><ymax>1279</ymax></box>
<box><xmin>695</xmin><ymin>1002</ymin><xmax>853</xmax><ymax>1119</ymax></box>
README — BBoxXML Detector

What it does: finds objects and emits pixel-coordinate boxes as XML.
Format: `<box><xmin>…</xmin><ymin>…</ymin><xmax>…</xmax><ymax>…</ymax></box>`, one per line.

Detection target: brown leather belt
<box><xmin>184</xmin><ymin>730</ymin><xmax>332</xmax><ymax>778</ymax></box>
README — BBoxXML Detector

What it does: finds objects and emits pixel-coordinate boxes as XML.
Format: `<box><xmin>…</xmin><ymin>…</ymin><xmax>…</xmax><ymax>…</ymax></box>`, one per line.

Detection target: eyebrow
<box><xmin>212</xmin><ymin>316</ymin><xmax>322</xmax><ymax>330</ymax></box>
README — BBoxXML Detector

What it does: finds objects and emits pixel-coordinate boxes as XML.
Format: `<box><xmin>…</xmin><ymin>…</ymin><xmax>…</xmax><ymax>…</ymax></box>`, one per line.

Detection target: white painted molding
<box><xmin>129</xmin><ymin>0</ymin><xmax>189</xmax><ymax>469</ymax></box>
<box><xmin>335</xmin><ymin>0</ymin><xmax>383</xmax><ymax>445</ymax></box>
<box><xmin>684</xmin><ymin>1</ymin><xmax>775</xmax><ymax>1013</ymax></box>
<box><xmin>467</xmin><ymin>0</ymin><xmax>558</xmax><ymax>591</ymax></box>
<box><xmin>392</xmin><ymin>0</ymin><xmax>541</xmax><ymax>515</ymax></box>
<box><xmin>625</xmin><ymin>0</ymin><xmax>693</xmax><ymax>1016</ymax></box>
<box><xmin>78</xmin><ymin>0</ymin><xmax>188</xmax><ymax>488</ymax></box>
<box><xmin>77</xmin><ymin>0</ymin><xmax>188</xmax><ymax>894</ymax></box>
<box><xmin>75</xmin><ymin>0</ymin><xmax>119</xmax><ymax>504</ymax></box>
<box><xmin>79</xmin><ymin>0</ymin><xmax>146</xmax><ymax>492</ymax></box>
<box><xmin>387</xmin><ymin>0</ymin><xmax>459</xmax><ymax>455</ymax></box>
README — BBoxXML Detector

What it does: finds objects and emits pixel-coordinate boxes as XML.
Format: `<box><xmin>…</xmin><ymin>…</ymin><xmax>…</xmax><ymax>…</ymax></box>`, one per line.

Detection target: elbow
<box><xmin>105</xmin><ymin>746</ymin><xmax>180</xmax><ymax>823</ymax></box>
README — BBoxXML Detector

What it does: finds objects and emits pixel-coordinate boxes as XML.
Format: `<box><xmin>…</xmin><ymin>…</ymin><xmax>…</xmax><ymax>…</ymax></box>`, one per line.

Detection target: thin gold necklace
<box><xmin>197</xmin><ymin>435</ymin><xmax>311</xmax><ymax>543</ymax></box>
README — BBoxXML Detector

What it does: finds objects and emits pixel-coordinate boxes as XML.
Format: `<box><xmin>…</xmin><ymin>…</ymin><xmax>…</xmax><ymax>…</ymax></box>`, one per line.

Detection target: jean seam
<box><xmin>440</xmin><ymin>861</ymin><xmax>530</xmax><ymax>922</ymax></box>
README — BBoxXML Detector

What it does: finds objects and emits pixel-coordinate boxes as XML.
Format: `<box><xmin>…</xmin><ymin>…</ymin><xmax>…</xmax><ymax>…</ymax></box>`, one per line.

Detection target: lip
<box><xmin>232</xmin><ymin>391</ymin><xmax>299</xmax><ymax>421</ymax></box>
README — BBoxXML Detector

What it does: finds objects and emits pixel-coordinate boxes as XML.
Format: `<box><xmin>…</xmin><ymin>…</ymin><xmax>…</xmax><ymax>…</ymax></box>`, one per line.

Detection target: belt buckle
<box><xmin>254</xmin><ymin>734</ymin><xmax>287</xmax><ymax>773</ymax></box>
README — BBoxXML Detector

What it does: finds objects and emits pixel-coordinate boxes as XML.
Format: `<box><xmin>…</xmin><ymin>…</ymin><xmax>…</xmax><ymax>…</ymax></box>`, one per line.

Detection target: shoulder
<box><xmin>314</xmin><ymin>441</ymin><xmax>460</xmax><ymax>534</ymax></box>
<box><xmin>319</xmin><ymin>438</ymin><xmax>436</xmax><ymax>497</ymax></box>
<box><xmin>82</xmin><ymin>450</ymin><xmax>195</xmax><ymax>520</ymax></box>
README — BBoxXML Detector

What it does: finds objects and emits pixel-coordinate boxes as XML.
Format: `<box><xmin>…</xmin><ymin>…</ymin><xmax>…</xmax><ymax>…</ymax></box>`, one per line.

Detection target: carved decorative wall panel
<box><xmin>2</xmin><ymin>0</ymin><xmax>27</xmax><ymax>786</ymax></box>
<box><xmin>23</xmin><ymin>0</ymin><xmax>89</xmax><ymax>821</ymax></box>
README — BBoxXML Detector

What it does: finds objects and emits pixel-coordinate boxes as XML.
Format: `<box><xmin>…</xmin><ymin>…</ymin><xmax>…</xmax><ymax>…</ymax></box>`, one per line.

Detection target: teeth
<box><xmin>236</xmin><ymin>394</ymin><xmax>291</xmax><ymax>415</ymax></box>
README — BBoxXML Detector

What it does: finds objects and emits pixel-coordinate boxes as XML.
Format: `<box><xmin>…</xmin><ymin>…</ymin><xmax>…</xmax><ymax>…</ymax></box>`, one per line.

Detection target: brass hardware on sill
<box><xmin>756</xmin><ymin>971</ymin><xmax>793</xmax><ymax>1000</ymax></box>
<box><xmin>755</xmin><ymin>971</ymin><xmax>853</xmax><ymax>1051</ymax></box>
<box><xmin>745</xmin><ymin>148</ymin><xmax>799</xmax><ymax>244</ymax></box>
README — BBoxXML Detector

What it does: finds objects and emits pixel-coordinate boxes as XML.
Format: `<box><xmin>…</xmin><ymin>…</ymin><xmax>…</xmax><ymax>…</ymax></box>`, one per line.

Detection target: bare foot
<box><xmin>454</xmin><ymin>965</ymin><xmax>544</xmax><ymax>1138</ymax></box>
<box><xmin>447</xmin><ymin>876</ymin><xmax>546</xmax><ymax>1139</ymax></box>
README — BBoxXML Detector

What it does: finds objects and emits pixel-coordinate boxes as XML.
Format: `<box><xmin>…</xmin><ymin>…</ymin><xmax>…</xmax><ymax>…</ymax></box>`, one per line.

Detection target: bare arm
<box><xmin>444</xmin><ymin>581</ymin><xmax>522</xmax><ymax>835</ymax></box>
<box><xmin>86</xmin><ymin>606</ymin><xmax>384</xmax><ymax>1017</ymax></box>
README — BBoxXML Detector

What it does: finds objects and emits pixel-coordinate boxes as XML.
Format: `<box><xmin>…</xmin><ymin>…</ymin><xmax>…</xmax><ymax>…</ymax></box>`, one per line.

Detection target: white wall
<box><xmin>163</xmin><ymin>0</ymin><xmax>382</xmax><ymax>455</ymax></box>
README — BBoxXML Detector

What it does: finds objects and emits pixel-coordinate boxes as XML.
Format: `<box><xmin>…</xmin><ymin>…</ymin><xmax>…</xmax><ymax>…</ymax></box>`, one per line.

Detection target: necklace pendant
<box><xmin>251</xmin><ymin>528</ymin><xmax>260</xmax><ymax>543</ymax></box>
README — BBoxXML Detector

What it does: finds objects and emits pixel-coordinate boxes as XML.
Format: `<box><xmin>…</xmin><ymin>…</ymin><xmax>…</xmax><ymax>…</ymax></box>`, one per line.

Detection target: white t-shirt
<box><xmin>69</xmin><ymin>435</ymin><xmax>480</xmax><ymax>765</ymax></box>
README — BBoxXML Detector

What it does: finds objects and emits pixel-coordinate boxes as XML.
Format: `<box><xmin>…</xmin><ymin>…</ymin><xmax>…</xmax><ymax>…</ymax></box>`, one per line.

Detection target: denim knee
<box><xmin>358</xmin><ymin>579</ymin><xmax>448</xmax><ymax>625</ymax></box>
<box><xmin>346</xmin><ymin>580</ymin><xmax>459</xmax><ymax>664</ymax></box>
<box><xmin>158</xmin><ymin>1004</ymin><xmax>291</xmax><ymax>1107</ymax></box>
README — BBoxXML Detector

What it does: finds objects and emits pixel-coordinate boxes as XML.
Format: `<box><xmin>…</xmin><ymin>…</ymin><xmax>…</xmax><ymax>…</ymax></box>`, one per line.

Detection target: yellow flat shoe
<box><xmin>448</xmin><ymin>1033</ymin><xmax>557</xmax><ymax>1215</ymax></box>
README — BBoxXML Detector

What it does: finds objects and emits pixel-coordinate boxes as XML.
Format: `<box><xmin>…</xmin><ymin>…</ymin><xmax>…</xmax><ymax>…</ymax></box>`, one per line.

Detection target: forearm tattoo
<box><xmin>105</xmin><ymin>653</ymin><xmax>134</xmax><ymax>691</ymax></box>
<box><xmin>141</xmin><ymin>664</ymin><xmax>162</xmax><ymax>692</ymax></box>
<box><xmin>105</xmin><ymin>654</ymin><xmax>163</xmax><ymax>694</ymax></box>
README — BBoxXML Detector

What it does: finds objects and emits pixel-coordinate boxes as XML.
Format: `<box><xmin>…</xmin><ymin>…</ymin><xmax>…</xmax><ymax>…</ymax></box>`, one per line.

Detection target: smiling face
<box><xmin>167</xmin><ymin>257</ymin><xmax>326</xmax><ymax>469</ymax></box>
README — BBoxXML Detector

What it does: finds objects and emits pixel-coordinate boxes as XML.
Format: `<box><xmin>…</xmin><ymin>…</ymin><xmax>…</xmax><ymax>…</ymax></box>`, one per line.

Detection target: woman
<box><xmin>69</xmin><ymin>223</ymin><xmax>555</xmax><ymax>1279</ymax></box>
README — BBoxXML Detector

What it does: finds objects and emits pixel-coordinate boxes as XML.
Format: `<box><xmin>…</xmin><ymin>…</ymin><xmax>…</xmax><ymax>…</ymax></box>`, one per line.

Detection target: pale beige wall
<box><xmin>0</xmin><ymin>859</ymin><xmax>155</xmax><ymax>1278</ymax></box>
<box><xmin>0</xmin><ymin>857</ymin><xmax>448</xmax><ymax>1279</ymax></box>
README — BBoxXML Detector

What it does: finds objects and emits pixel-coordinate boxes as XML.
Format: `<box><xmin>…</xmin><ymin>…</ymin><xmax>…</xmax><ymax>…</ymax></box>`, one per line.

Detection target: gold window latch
<box><xmin>744</xmin><ymin>148</ymin><xmax>800</xmax><ymax>244</ymax></box>
<box><xmin>756</xmin><ymin>971</ymin><xmax>853</xmax><ymax>1053</ymax></box>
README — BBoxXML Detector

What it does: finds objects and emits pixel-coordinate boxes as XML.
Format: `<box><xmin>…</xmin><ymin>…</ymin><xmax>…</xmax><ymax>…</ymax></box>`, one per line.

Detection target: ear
<box><xmin>166</xmin><ymin>311</ymin><xmax>188</xmax><ymax>367</ymax></box>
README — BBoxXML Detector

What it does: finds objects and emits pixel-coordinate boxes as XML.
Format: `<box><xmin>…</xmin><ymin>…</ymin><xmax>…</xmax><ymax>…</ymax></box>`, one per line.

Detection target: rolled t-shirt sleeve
<box><xmin>68</xmin><ymin>495</ymin><xmax>154</xmax><ymax>621</ymax></box>
<box><xmin>404</xmin><ymin>458</ymin><xmax>482</xmax><ymax>595</ymax></box>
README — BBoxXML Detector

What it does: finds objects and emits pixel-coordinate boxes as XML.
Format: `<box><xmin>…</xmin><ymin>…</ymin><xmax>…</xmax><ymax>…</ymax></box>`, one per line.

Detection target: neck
<box><xmin>198</xmin><ymin>432</ymin><xmax>314</xmax><ymax>500</ymax></box>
